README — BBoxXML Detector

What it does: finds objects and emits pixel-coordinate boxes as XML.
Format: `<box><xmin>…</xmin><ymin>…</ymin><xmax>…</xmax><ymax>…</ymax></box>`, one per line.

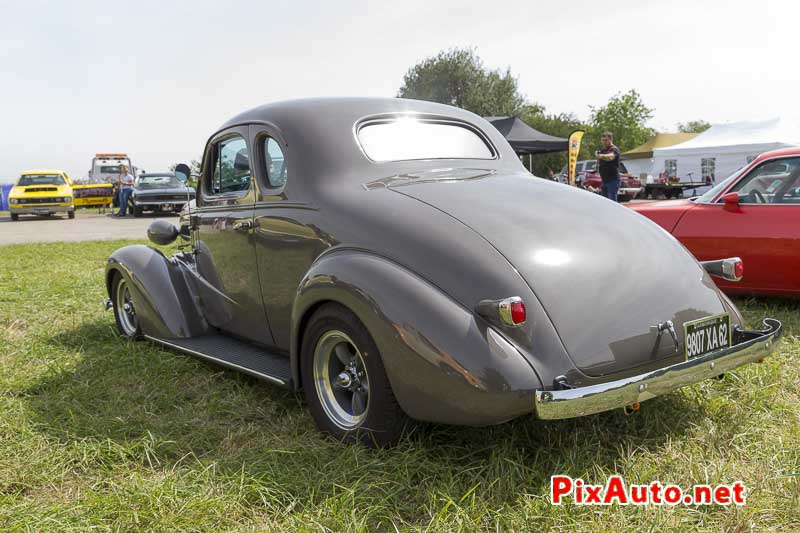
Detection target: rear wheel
<box><xmin>301</xmin><ymin>303</ymin><xmax>409</xmax><ymax>447</ymax></box>
<box><xmin>111</xmin><ymin>273</ymin><xmax>142</xmax><ymax>339</ymax></box>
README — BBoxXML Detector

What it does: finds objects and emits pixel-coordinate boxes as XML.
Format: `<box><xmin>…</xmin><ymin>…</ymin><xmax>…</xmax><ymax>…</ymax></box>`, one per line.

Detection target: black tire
<box><xmin>68</xmin><ymin>210</ymin><xmax>75</xmax><ymax>219</ymax></box>
<box><xmin>618</xmin><ymin>194</ymin><xmax>630</xmax><ymax>203</ymax></box>
<box><xmin>111</xmin><ymin>273</ymin><xmax>142</xmax><ymax>340</ymax></box>
<box><xmin>301</xmin><ymin>303</ymin><xmax>409</xmax><ymax>447</ymax></box>
<box><xmin>133</xmin><ymin>204</ymin><xmax>142</xmax><ymax>217</ymax></box>
<box><xmin>10</xmin><ymin>213</ymin><xmax>19</xmax><ymax>221</ymax></box>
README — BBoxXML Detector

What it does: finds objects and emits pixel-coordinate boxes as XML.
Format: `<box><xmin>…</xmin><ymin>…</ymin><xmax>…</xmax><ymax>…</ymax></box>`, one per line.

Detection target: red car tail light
<box><xmin>734</xmin><ymin>259</ymin><xmax>744</xmax><ymax>280</ymax></box>
<box><xmin>700</xmin><ymin>257</ymin><xmax>743</xmax><ymax>282</ymax></box>
<box><xmin>510</xmin><ymin>301</ymin><xmax>526</xmax><ymax>325</ymax></box>
<box><xmin>475</xmin><ymin>297</ymin><xmax>527</xmax><ymax>327</ymax></box>
<box><xmin>498</xmin><ymin>297</ymin><xmax>526</xmax><ymax>326</ymax></box>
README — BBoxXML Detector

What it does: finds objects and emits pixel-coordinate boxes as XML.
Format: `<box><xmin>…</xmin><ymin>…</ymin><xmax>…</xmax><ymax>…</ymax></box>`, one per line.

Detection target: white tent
<box><xmin>652</xmin><ymin>118</ymin><xmax>800</xmax><ymax>186</ymax></box>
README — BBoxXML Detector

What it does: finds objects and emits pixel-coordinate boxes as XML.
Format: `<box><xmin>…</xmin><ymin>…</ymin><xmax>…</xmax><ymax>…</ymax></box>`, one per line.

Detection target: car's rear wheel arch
<box><xmin>293</xmin><ymin>299</ymin><xmax>336</xmax><ymax>390</ymax></box>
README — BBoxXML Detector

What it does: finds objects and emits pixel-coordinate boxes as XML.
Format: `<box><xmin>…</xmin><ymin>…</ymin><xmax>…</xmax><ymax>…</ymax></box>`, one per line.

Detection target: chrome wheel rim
<box><xmin>313</xmin><ymin>330</ymin><xmax>370</xmax><ymax>430</ymax></box>
<box><xmin>115</xmin><ymin>279</ymin><xmax>138</xmax><ymax>336</ymax></box>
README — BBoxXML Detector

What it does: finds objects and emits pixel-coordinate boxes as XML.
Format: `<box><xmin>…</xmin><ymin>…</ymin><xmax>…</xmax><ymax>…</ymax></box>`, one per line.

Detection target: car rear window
<box><xmin>357</xmin><ymin>118</ymin><xmax>494</xmax><ymax>162</ymax></box>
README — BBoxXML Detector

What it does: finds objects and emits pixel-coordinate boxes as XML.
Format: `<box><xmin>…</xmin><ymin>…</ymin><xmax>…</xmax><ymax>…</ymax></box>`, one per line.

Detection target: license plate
<box><xmin>683</xmin><ymin>313</ymin><xmax>731</xmax><ymax>360</ymax></box>
<box><xmin>160</xmin><ymin>204</ymin><xmax>173</xmax><ymax>211</ymax></box>
<box><xmin>33</xmin><ymin>208</ymin><xmax>51</xmax><ymax>213</ymax></box>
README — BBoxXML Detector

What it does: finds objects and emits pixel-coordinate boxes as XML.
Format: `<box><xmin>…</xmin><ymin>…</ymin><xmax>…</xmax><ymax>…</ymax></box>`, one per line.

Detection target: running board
<box><xmin>146</xmin><ymin>334</ymin><xmax>292</xmax><ymax>387</ymax></box>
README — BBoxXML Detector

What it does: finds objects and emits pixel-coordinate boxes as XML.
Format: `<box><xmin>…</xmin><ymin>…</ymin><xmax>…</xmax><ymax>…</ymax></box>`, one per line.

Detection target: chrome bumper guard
<box><xmin>534</xmin><ymin>318</ymin><xmax>782</xmax><ymax>420</ymax></box>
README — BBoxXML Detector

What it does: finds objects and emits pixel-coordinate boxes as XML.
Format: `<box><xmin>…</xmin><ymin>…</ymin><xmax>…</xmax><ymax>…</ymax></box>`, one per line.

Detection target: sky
<box><xmin>1</xmin><ymin>0</ymin><xmax>797</xmax><ymax>181</ymax></box>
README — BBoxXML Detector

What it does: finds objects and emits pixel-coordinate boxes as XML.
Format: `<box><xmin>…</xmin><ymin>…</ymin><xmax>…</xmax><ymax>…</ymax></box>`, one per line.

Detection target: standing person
<box><xmin>595</xmin><ymin>132</ymin><xmax>621</xmax><ymax>202</ymax></box>
<box><xmin>115</xmin><ymin>166</ymin><xmax>135</xmax><ymax>217</ymax></box>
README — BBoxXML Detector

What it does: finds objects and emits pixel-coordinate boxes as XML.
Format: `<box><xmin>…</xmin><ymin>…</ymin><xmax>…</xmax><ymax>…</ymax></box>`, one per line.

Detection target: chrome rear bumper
<box><xmin>534</xmin><ymin>318</ymin><xmax>781</xmax><ymax>420</ymax></box>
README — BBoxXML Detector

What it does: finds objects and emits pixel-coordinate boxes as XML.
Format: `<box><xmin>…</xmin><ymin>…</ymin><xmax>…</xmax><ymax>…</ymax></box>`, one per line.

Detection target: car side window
<box><xmin>731</xmin><ymin>157</ymin><xmax>800</xmax><ymax>204</ymax></box>
<box><xmin>262</xmin><ymin>137</ymin><xmax>288</xmax><ymax>188</ymax></box>
<box><xmin>209</xmin><ymin>135</ymin><xmax>250</xmax><ymax>194</ymax></box>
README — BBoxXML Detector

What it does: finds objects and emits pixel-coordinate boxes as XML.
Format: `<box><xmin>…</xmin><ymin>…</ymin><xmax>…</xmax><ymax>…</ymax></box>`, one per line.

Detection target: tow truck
<box><xmin>71</xmin><ymin>154</ymin><xmax>139</xmax><ymax>208</ymax></box>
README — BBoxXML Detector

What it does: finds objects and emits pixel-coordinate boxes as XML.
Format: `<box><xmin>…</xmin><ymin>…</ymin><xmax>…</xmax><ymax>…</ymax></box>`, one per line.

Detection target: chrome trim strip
<box><xmin>534</xmin><ymin>318</ymin><xmax>781</xmax><ymax>420</ymax></box>
<box><xmin>145</xmin><ymin>335</ymin><xmax>287</xmax><ymax>386</ymax></box>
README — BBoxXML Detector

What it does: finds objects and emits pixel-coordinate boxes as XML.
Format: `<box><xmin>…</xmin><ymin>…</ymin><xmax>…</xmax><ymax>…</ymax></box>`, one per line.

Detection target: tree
<box><xmin>521</xmin><ymin>109</ymin><xmax>589</xmax><ymax>176</ymax></box>
<box><xmin>677</xmin><ymin>120</ymin><xmax>711</xmax><ymax>133</ymax></box>
<box><xmin>588</xmin><ymin>89</ymin><xmax>655</xmax><ymax>152</ymax></box>
<box><xmin>398</xmin><ymin>48</ymin><xmax>526</xmax><ymax>116</ymax></box>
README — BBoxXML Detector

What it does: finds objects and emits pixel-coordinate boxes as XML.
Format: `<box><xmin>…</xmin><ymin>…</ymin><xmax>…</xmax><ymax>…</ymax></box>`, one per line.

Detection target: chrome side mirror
<box><xmin>147</xmin><ymin>219</ymin><xmax>179</xmax><ymax>245</ymax></box>
<box><xmin>174</xmin><ymin>163</ymin><xmax>191</xmax><ymax>183</ymax></box>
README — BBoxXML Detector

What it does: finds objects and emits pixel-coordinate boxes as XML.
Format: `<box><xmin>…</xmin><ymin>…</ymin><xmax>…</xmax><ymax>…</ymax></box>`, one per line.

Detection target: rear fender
<box><xmin>291</xmin><ymin>250</ymin><xmax>543</xmax><ymax>426</ymax></box>
<box><xmin>106</xmin><ymin>245</ymin><xmax>209</xmax><ymax>339</ymax></box>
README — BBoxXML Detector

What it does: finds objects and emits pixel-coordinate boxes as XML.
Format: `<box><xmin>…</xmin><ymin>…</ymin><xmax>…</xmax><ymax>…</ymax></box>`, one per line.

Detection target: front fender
<box><xmin>106</xmin><ymin>245</ymin><xmax>208</xmax><ymax>339</ymax></box>
<box><xmin>292</xmin><ymin>250</ymin><xmax>543</xmax><ymax>426</ymax></box>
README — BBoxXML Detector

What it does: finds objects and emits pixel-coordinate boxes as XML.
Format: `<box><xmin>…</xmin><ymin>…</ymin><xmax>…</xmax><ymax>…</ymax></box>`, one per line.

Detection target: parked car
<box><xmin>630</xmin><ymin>147</ymin><xmax>800</xmax><ymax>296</ymax></box>
<box><xmin>559</xmin><ymin>160</ymin><xmax>643</xmax><ymax>201</ymax></box>
<box><xmin>7</xmin><ymin>169</ymin><xmax>75</xmax><ymax>220</ymax></box>
<box><xmin>104</xmin><ymin>98</ymin><xmax>780</xmax><ymax>446</ymax></box>
<box><xmin>130</xmin><ymin>172</ymin><xmax>195</xmax><ymax>216</ymax></box>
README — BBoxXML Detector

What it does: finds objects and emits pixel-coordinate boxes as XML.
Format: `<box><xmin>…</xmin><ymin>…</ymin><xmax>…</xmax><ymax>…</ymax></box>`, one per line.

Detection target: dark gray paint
<box><xmin>105</xmin><ymin>97</ymin><xmax>753</xmax><ymax>425</ymax></box>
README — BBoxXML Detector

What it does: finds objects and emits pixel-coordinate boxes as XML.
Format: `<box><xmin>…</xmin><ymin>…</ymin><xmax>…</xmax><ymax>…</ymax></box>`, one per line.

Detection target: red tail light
<box><xmin>734</xmin><ymin>259</ymin><xmax>744</xmax><ymax>279</ymax></box>
<box><xmin>498</xmin><ymin>297</ymin><xmax>526</xmax><ymax>327</ymax></box>
<box><xmin>475</xmin><ymin>297</ymin><xmax>527</xmax><ymax>327</ymax></box>
<box><xmin>700</xmin><ymin>257</ymin><xmax>743</xmax><ymax>282</ymax></box>
<box><xmin>510</xmin><ymin>301</ymin><xmax>526</xmax><ymax>324</ymax></box>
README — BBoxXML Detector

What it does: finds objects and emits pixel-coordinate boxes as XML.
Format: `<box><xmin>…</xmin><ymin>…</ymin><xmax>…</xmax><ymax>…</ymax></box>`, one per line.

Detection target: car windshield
<box><xmin>137</xmin><ymin>176</ymin><xmax>182</xmax><ymax>189</ymax></box>
<box><xmin>17</xmin><ymin>174</ymin><xmax>65</xmax><ymax>186</ymax></box>
<box><xmin>358</xmin><ymin>118</ymin><xmax>494</xmax><ymax>161</ymax></box>
<box><xmin>694</xmin><ymin>168</ymin><xmax>745</xmax><ymax>203</ymax></box>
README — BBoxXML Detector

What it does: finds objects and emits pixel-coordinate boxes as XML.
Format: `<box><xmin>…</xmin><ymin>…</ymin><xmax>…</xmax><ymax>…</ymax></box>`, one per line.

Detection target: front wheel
<box><xmin>301</xmin><ymin>304</ymin><xmax>409</xmax><ymax>447</ymax></box>
<box><xmin>68</xmin><ymin>210</ymin><xmax>75</xmax><ymax>219</ymax></box>
<box><xmin>111</xmin><ymin>273</ymin><xmax>142</xmax><ymax>339</ymax></box>
<box><xmin>10</xmin><ymin>213</ymin><xmax>19</xmax><ymax>221</ymax></box>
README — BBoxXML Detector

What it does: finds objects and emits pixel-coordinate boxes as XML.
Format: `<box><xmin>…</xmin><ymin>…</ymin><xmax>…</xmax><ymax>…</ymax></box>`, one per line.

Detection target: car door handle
<box><xmin>233</xmin><ymin>220</ymin><xmax>253</xmax><ymax>232</ymax></box>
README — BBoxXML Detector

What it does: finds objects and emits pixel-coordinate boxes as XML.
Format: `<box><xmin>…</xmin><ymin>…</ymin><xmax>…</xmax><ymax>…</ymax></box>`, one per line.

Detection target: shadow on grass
<box><xmin>24</xmin><ymin>320</ymin><xmax>718</xmax><ymax>513</ymax></box>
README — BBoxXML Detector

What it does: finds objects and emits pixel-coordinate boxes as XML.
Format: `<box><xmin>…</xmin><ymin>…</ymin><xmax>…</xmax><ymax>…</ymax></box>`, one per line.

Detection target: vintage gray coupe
<box><xmin>104</xmin><ymin>98</ymin><xmax>781</xmax><ymax>446</ymax></box>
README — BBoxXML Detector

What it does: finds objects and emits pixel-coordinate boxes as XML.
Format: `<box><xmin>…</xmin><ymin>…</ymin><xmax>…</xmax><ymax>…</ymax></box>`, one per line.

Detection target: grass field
<box><xmin>1</xmin><ymin>240</ymin><xmax>798</xmax><ymax>530</ymax></box>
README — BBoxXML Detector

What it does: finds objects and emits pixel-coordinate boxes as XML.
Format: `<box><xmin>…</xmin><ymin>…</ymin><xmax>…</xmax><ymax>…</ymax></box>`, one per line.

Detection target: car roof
<box><xmin>140</xmin><ymin>173</ymin><xmax>175</xmax><ymax>178</ymax></box>
<box><xmin>218</xmin><ymin>97</ymin><xmax>487</xmax><ymax>132</ymax></box>
<box><xmin>21</xmin><ymin>169</ymin><xmax>66</xmax><ymax>175</ymax></box>
<box><xmin>210</xmin><ymin>97</ymin><xmax>521</xmax><ymax>182</ymax></box>
<box><xmin>753</xmin><ymin>146</ymin><xmax>800</xmax><ymax>163</ymax></box>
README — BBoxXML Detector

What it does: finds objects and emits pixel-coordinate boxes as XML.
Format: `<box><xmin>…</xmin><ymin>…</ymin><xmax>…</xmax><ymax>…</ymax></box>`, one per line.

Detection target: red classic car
<box><xmin>630</xmin><ymin>147</ymin><xmax>800</xmax><ymax>296</ymax></box>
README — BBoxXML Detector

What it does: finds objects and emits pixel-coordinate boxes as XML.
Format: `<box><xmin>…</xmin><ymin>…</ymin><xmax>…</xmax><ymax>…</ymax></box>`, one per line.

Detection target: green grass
<box><xmin>0</xmin><ymin>240</ymin><xmax>798</xmax><ymax>530</ymax></box>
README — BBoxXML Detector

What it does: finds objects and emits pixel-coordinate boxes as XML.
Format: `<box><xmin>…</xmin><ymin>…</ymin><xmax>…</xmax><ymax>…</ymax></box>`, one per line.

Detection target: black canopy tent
<box><xmin>485</xmin><ymin>116</ymin><xmax>568</xmax><ymax>171</ymax></box>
